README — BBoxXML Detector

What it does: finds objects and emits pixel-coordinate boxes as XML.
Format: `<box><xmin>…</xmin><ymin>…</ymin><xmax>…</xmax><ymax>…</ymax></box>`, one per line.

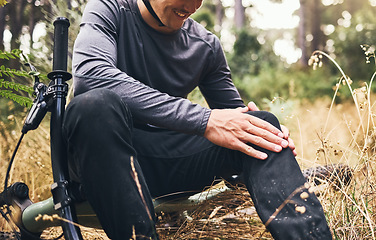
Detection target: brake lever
<box><xmin>21</xmin><ymin>63</ymin><xmax>48</xmax><ymax>134</ymax></box>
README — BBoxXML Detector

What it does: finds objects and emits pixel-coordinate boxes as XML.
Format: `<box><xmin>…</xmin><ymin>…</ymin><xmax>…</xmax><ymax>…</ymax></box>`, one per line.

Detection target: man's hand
<box><xmin>204</xmin><ymin>106</ymin><xmax>289</xmax><ymax>160</ymax></box>
<box><xmin>280</xmin><ymin>125</ymin><xmax>297</xmax><ymax>156</ymax></box>
<box><xmin>247</xmin><ymin>101</ymin><xmax>297</xmax><ymax>156</ymax></box>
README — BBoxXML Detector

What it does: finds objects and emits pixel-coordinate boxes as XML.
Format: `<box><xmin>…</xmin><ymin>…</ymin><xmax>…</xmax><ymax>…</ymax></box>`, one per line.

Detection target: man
<box><xmin>65</xmin><ymin>0</ymin><xmax>333</xmax><ymax>239</ymax></box>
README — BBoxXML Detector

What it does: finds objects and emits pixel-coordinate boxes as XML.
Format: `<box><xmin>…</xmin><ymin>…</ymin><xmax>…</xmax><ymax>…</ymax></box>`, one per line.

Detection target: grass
<box><xmin>287</xmin><ymin>98</ymin><xmax>376</xmax><ymax>240</ymax></box>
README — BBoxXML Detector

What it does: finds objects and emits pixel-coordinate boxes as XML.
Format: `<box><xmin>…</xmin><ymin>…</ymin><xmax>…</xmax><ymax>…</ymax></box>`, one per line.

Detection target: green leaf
<box><xmin>0</xmin><ymin>89</ymin><xmax>33</xmax><ymax>108</ymax></box>
<box><xmin>0</xmin><ymin>79</ymin><xmax>34</xmax><ymax>95</ymax></box>
<box><xmin>0</xmin><ymin>50</ymin><xmax>21</xmax><ymax>60</ymax></box>
<box><xmin>0</xmin><ymin>49</ymin><xmax>36</xmax><ymax>107</ymax></box>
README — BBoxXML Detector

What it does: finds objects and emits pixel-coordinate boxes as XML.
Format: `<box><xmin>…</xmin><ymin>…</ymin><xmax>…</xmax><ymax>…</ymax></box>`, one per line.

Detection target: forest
<box><xmin>1</xmin><ymin>0</ymin><xmax>376</xmax><ymax>239</ymax></box>
<box><xmin>1</xmin><ymin>0</ymin><xmax>376</xmax><ymax>104</ymax></box>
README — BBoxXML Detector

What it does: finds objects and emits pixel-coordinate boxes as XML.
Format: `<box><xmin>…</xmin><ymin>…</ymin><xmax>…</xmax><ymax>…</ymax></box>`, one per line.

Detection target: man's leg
<box><xmin>134</xmin><ymin>111</ymin><xmax>332</xmax><ymax>239</ymax></box>
<box><xmin>240</xmin><ymin>111</ymin><xmax>332</xmax><ymax>239</ymax></box>
<box><xmin>62</xmin><ymin>89</ymin><xmax>158</xmax><ymax>239</ymax></box>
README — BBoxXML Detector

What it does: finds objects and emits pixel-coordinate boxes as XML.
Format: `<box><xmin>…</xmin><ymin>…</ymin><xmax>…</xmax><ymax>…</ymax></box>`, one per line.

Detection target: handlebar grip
<box><xmin>52</xmin><ymin>17</ymin><xmax>70</xmax><ymax>71</ymax></box>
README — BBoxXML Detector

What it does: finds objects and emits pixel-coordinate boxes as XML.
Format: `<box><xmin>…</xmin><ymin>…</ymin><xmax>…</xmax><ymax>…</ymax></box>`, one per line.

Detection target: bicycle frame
<box><xmin>9</xmin><ymin>182</ymin><xmax>227</xmax><ymax>235</ymax></box>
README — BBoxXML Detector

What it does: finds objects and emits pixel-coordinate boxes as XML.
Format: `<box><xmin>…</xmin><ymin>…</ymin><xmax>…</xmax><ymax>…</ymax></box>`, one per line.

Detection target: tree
<box><xmin>297</xmin><ymin>0</ymin><xmax>325</xmax><ymax>67</ymax></box>
<box><xmin>214</xmin><ymin>0</ymin><xmax>224</xmax><ymax>31</ymax></box>
<box><xmin>298</xmin><ymin>0</ymin><xmax>308</xmax><ymax>66</ymax></box>
<box><xmin>330</xmin><ymin>6</ymin><xmax>376</xmax><ymax>82</ymax></box>
<box><xmin>234</xmin><ymin>0</ymin><xmax>245</xmax><ymax>29</ymax></box>
<box><xmin>4</xmin><ymin>0</ymin><xmax>27</xmax><ymax>51</ymax></box>
<box><xmin>310</xmin><ymin>0</ymin><xmax>323</xmax><ymax>55</ymax></box>
<box><xmin>1</xmin><ymin>0</ymin><xmax>53</xmax><ymax>71</ymax></box>
<box><xmin>0</xmin><ymin>6</ymin><xmax>5</xmax><ymax>51</ymax></box>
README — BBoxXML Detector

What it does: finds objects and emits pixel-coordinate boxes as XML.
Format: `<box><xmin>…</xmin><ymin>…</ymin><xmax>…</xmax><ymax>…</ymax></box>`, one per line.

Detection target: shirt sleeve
<box><xmin>72</xmin><ymin>0</ymin><xmax>211</xmax><ymax>135</ymax></box>
<box><xmin>199</xmin><ymin>37</ymin><xmax>245</xmax><ymax>110</ymax></box>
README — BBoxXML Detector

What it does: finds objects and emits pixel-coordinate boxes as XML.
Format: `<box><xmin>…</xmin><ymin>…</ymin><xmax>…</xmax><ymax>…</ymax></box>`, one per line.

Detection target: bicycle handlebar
<box><xmin>52</xmin><ymin>17</ymin><xmax>70</xmax><ymax>71</ymax></box>
<box><xmin>47</xmin><ymin>17</ymin><xmax>83</xmax><ymax>240</ymax></box>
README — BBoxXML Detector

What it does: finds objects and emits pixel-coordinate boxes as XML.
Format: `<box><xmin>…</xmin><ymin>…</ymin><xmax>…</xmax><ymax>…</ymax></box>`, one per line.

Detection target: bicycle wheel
<box><xmin>0</xmin><ymin>231</ymin><xmax>20</xmax><ymax>239</ymax></box>
<box><xmin>0</xmin><ymin>230</ymin><xmax>43</xmax><ymax>240</ymax></box>
<box><xmin>302</xmin><ymin>163</ymin><xmax>353</xmax><ymax>187</ymax></box>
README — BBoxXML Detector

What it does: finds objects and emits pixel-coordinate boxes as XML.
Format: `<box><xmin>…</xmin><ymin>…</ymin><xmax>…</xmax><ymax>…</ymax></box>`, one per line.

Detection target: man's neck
<box><xmin>137</xmin><ymin>0</ymin><xmax>174</xmax><ymax>34</ymax></box>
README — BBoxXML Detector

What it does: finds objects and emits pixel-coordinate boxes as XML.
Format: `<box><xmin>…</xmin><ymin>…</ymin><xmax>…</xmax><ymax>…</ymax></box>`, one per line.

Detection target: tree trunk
<box><xmin>298</xmin><ymin>0</ymin><xmax>308</xmax><ymax>66</ymax></box>
<box><xmin>29</xmin><ymin>0</ymin><xmax>36</xmax><ymax>49</ymax></box>
<box><xmin>310</xmin><ymin>0</ymin><xmax>322</xmax><ymax>53</ymax></box>
<box><xmin>8</xmin><ymin>0</ymin><xmax>27</xmax><ymax>50</ymax></box>
<box><xmin>5</xmin><ymin>0</ymin><xmax>26</xmax><ymax>73</ymax></box>
<box><xmin>0</xmin><ymin>6</ymin><xmax>5</xmax><ymax>51</ymax></box>
<box><xmin>215</xmin><ymin>0</ymin><xmax>224</xmax><ymax>31</ymax></box>
<box><xmin>234</xmin><ymin>0</ymin><xmax>245</xmax><ymax>30</ymax></box>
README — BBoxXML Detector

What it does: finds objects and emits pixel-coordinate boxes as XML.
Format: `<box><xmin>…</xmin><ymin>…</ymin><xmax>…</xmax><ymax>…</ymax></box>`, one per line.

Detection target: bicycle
<box><xmin>0</xmin><ymin>16</ymin><xmax>92</xmax><ymax>240</ymax></box>
<box><xmin>0</xmin><ymin>17</ymin><xmax>354</xmax><ymax>240</ymax></box>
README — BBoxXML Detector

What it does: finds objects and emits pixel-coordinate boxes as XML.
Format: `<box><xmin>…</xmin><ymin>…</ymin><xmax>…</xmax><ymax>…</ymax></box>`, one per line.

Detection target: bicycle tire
<box><xmin>0</xmin><ymin>231</ymin><xmax>21</xmax><ymax>239</ymax></box>
<box><xmin>302</xmin><ymin>163</ymin><xmax>353</xmax><ymax>187</ymax></box>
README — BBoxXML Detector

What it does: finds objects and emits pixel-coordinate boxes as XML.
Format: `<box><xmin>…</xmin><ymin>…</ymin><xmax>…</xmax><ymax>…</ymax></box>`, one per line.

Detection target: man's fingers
<box><xmin>288</xmin><ymin>138</ymin><xmax>297</xmax><ymax>156</ymax></box>
<box><xmin>238</xmin><ymin>106</ymin><xmax>250</xmax><ymax>113</ymax></box>
<box><xmin>247</xmin><ymin>115</ymin><xmax>284</xmax><ymax>139</ymax></box>
<box><xmin>292</xmin><ymin>149</ymin><xmax>297</xmax><ymax>156</ymax></box>
<box><xmin>247</xmin><ymin>101</ymin><xmax>259</xmax><ymax>111</ymax></box>
<box><xmin>280</xmin><ymin>125</ymin><xmax>297</xmax><ymax>154</ymax></box>
<box><xmin>288</xmin><ymin>137</ymin><xmax>295</xmax><ymax>149</ymax></box>
<box><xmin>241</xmin><ymin>131</ymin><xmax>286</xmax><ymax>153</ymax></box>
<box><xmin>281</xmin><ymin>125</ymin><xmax>290</xmax><ymax>139</ymax></box>
<box><xmin>238</xmin><ymin>142</ymin><xmax>268</xmax><ymax>160</ymax></box>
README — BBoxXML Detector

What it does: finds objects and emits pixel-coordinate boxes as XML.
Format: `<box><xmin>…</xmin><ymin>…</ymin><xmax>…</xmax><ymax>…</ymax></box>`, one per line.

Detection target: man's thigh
<box><xmin>131</xmin><ymin>111</ymin><xmax>281</xmax><ymax>197</ymax></box>
<box><xmin>132</xmin><ymin>127</ymin><xmax>242</xmax><ymax>197</ymax></box>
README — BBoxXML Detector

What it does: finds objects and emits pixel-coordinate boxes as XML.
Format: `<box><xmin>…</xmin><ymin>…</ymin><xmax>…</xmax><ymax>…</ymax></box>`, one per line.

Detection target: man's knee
<box><xmin>64</xmin><ymin>88</ymin><xmax>133</xmax><ymax>128</ymax></box>
<box><xmin>69</xmin><ymin>88</ymin><xmax>121</xmax><ymax>111</ymax></box>
<box><xmin>247</xmin><ymin>111</ymin><xmax>280</xmax><ymax>129</ymax></box>
<box><xmin>68</xmin><ymin>89</ymin><xmax>130</xmax><ymax>117</ymax></box>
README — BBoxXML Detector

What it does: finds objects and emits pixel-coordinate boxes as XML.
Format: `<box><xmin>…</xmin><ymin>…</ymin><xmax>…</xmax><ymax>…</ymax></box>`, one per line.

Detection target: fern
<box><xmin>0</xmin><ymin>49</ymin><xmax>23</xmax><ymax>60</ymax></box>
<box><xmin>0</xmin><ymin>79</ymin><xmax>34</xmax><ymax>95</ymax></box>
<box><xmin>0</xmin><ymin>49</ymin><xmax>38</xmax><ymax>108</ymax></box>
<box><xmin>0</xmin><ymin>90</ymin><xmax>32</xmax><ymax>108</ymax></box>
<box><xmin>0</xmin><ymin>65</ymin><xmax>32</xmax><ymax>78</ymax></box>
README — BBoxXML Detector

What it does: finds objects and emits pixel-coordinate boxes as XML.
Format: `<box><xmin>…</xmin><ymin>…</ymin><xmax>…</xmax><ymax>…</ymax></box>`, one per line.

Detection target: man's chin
<box><xmin>159</xmin><ymin>24</ymin><xmax>183</xmax><ymax>33</ymax></box>
<box><xmin>168</xmin><ymin>23</ymin><xmax>185</xmax><ymax>31</ymax></box>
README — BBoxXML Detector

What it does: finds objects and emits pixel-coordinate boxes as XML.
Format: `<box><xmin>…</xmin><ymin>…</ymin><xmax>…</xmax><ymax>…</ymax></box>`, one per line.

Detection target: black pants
<box><xmin>62</xmin><ymin>89</ymin><xmax>332</xmax><ymax>240</ymax></box>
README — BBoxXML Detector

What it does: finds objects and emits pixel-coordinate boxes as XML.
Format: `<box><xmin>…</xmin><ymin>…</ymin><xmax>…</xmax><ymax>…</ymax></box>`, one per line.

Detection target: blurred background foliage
<box><xmin>1</xmin><ymin>0</ymin><xmax>376</xmax><ymax>118</ymax></box>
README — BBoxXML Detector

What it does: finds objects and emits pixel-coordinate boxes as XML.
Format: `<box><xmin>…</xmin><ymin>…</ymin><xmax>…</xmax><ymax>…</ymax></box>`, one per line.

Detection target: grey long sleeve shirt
<box><xmin>72</xmin><ymin>0</ymin><xmax>244</xmax><ymax>135</ymax></box>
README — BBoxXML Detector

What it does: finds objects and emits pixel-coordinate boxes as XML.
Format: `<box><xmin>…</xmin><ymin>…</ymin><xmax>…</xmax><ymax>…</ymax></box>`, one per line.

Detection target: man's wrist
<box><xmin>200</xmin><ymin>108</ymin><xmax>212</xmax><ymax>136</ymax></box>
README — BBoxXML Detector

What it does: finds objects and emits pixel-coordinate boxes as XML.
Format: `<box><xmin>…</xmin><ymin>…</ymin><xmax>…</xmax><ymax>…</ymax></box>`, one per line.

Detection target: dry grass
<box><xmin>154</xmin><ymin>184</ymin><xmax>272</xmax><ymax>240</ymax></box>
<box><xmin>287</xmin><ymin>97</ymin><xmax>376</xmax><ymax>240</ymax></box>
